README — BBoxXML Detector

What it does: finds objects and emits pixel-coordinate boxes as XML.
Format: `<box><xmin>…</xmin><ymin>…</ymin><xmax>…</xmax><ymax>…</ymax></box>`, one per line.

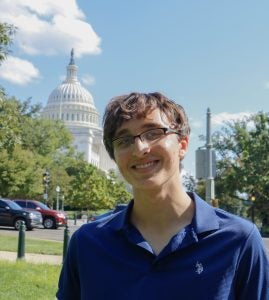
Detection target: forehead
<box><xmin>115</xmin><ymin>108</ymin><xmax>169</xmax><ymax>136</ymax></box>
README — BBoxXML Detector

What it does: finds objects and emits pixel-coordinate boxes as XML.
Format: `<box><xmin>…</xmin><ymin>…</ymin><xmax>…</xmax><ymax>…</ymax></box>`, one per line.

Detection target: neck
<box><xmin>131</xmin><ymin>184</ymin><xmax>194</xmax><ymax>231</ymax></box>
<box><xmin>130</xmin><ymin>187</ymin><xmax>195</xmax><ymax>255</ymax></box>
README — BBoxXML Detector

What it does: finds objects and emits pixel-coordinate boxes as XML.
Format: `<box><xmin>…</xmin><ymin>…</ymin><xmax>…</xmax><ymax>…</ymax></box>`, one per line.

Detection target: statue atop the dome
<box><xmin>69</xmin><ymin>48</ymin><xmax>75</xmax><ymax>65</ymax></box>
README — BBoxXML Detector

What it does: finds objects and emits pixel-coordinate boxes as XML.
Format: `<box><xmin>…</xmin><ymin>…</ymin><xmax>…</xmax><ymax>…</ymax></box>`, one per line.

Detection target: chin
<box><xmin>132</xmin><ymin>177</ymin><xmax>165</xmax><ymax>191</ymax></box>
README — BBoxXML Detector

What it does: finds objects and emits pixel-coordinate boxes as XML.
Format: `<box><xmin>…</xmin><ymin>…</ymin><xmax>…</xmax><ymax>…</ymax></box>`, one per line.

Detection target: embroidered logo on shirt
<box><xmin>195</xmin><ymin>261</ymin><xmax>204</xmax><ymax>274</ymax></box>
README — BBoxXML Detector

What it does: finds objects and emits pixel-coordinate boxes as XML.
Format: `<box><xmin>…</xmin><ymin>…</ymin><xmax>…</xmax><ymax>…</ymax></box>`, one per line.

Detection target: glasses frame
<box><xmin>112</xmin><ymin>127</ymin><xmax>179</xmax><ymax>150</ymax></box>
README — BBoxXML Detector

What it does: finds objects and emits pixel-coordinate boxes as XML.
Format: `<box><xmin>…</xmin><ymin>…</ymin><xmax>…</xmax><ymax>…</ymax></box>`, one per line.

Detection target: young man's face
<box><xmin>113</xmin><ymin>108</ymin><xmax>188</xmax><ymax>192</ymax></box>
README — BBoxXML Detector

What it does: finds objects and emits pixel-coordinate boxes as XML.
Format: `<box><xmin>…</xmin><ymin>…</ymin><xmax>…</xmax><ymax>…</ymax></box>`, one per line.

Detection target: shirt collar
<box><xmin>106</xmin><ymin>192</ymin><xmax>219</xmax><ymax>234</ymax></box>
<box><xmin>189</xmin><ymin>192</ymin><xmax>219</xmax><ymax>234</ymax></box>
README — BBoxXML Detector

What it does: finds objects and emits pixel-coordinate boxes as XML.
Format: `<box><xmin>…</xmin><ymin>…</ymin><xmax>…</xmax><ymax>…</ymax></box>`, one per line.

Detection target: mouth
<box><xmin>132</xmin><ymin>160</ymin><xmax>159</xmax><ymax>170</ymax></box>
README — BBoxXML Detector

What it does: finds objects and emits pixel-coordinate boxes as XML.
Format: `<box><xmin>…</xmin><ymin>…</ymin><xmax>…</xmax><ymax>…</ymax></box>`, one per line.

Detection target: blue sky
<box><xmin>0</xmin><ymin>0</ymin><xmax>269</xmax><ymax>174</ymax></box>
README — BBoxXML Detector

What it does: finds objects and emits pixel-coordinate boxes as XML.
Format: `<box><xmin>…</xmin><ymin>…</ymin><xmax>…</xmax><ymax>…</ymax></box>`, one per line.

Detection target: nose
<box><xmin>131</xmin><ymin>136</ymin><xmax>150</xmax><ymax>157</ymax></box>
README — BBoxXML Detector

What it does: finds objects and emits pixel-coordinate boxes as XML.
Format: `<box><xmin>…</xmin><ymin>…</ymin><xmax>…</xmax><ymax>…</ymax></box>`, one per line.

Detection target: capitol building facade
<box><xmin>42</xmin><ymin>49</ymin><xmax>115</xmax><ymax>173</ymax></box>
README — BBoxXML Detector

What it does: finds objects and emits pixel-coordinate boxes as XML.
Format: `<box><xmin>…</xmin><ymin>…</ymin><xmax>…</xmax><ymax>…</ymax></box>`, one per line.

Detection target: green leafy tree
<box><xmin>21</xmin><ymin>117</ymin><xmax>73</xmax><ymax>156</ymax></box>
<box><xmin>67</xmin><ymin>163</ymin><xmax>112</xmax><ymax>211</ymax></box>
<box><xmin>0</xmin><ymin>97</ymin><xmax>23</xmax><ymax>153</ymax></box>
<box><xmin>0</xmin><ymin>96</ymin><xmax>76</xmax><ymax>200</ymax></box>
<box><xmin>0</xmin><ymin>22</ymin><xmax>16</xmax><ymax>64</ymax></box>
<box><xmin>106</xmin><ymin>170</ymin><xmax>132</xmax><ymax>204</ymax></box>
<box><xmin>67</xmin><ymin>165</ymin><xmax>132</xmax><ymax>212</ymax></box>
<box><xmin>182</xmin><ymin>173</ymin><xmax>196</xmax><ymax>192</ymax></box>
<box><xmin>0</xmin><ymin>145</ymin><xmax>44</xmax><ymax>198</ymax></box>
<box><xmin>213</xmin><ymin>112</ymin><xmax>269</xmax><ymax>221</ymax></box>
<box><xmin>0</xmin><ymin>22</ymin><xmax>16</xmax><ymax>96</ymax></box>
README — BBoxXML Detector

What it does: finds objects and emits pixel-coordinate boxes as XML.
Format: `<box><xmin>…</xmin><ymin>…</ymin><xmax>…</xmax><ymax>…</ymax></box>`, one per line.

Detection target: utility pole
<box><xmin>43</xmin><ymin>169</ymin><xmax>50</xmax><ymax>204</ymax></box>
<box><xmin>56</xmin><ymin>186</ymin><xmax>60</xmax><ymax>211</ymax></box>
<box><xmin>205</xmin><ymin>108</ymin><xmax>215</xmax><ymax>204</ymax></box>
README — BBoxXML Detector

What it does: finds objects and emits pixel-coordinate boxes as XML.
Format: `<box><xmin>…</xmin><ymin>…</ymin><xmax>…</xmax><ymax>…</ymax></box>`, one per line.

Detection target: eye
<box><xmin>144</xmin><ymin>129</ymin><xmax>164</xmax><ymax>141</ymax></box>
<box><xmin>114</xmin><ymin>136</ymin><xmax>132</xmax><ymax>148</ymax></box>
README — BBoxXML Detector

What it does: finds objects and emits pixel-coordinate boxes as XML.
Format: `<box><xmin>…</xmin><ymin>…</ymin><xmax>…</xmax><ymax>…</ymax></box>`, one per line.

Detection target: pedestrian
<box><xmin>57</xmin><ymin>92</ymin><xmax>269</xmax><ymax>299</ymax></box>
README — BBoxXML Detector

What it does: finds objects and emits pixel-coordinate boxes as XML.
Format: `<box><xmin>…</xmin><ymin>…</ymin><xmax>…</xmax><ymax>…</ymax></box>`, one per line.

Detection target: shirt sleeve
<box><xmin>235</xmin><ymin>224</ymin><xmax>269</xmax><ymax>300</ymax></box>
<box><xmin>56</xmin><ymin>232</ymin><xmax>81</xmax><ymax>300</ymax></box>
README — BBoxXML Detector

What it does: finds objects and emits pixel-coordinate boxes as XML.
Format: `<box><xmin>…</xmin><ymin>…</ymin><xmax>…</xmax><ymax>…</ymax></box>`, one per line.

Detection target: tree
<box><xmin>0</xmin><ymin>22</ymin><xmax>16</xmax><ymax>64</ymax></box>
<box><xmin>182</xmin><ymin>173</ymin><xmax>196</xmax><ymax>192</ymax></box>
<box><xmin>213</xmin><ymin>112</ymin><xmax>269</xmax><ymax>221</ymax></box>
<box><xmin>0</xmin><ymin>22</ymin><xmax>16</xmax><ymax>96</ymax></box>
<box><xmin>0</xmin><ymin>96</ymin><xmax>24</xmax><ymax>153</ymax></box>
<box><xmin>67</xmin><ymin>164</ymin><xmax>132</xmax><ymax>212</ymax></box>
<box><xmin>67</xmin><ymin>163</ymin><xmax>112</xmax><ymax>211</ymax></box>
<box><xmin>21</xmin><ymin>117</ymin><xmax>73</xmax><ymax>157</ymax></box>
<box><xmin>0</xmin><ymin>145</ymin><xmax>44</xmax><ymax>198</ymax></box>
<box><xmin>0</xmin><ymin>96</ymin><xmax>76</xmax><ymax>199</ymax></box>
<box><xmin>106</xmin><ymin>170</ymin><xmax>132</xmax><ymax>204</ymax></box>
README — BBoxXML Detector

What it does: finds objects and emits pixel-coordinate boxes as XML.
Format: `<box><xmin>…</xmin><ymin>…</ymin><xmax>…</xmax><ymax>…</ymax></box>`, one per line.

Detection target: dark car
<box><xmin>90</xmin><ymin>204</ymin><xmax>127</xmax><ymax>222</ymax></box>
<box><xmin>14</xmin><ymin>199</ymin><xmax>67</xmax><ymax>229</ymax></box>
<box><xmin>0</xmin><ymin>198</ymin><xmax>42</xmax><ymax>230</ymax></box>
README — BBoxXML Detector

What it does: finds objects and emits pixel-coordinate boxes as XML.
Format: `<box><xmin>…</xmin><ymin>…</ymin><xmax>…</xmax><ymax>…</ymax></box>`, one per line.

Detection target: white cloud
<box><xmin>191</xmin><ymin>120</ymin><xmax>203</xmax><ymax>129</ymax></box>
<box><xmin>0</xmin><ymin>56</ymin><xmax>40</xmax><ymax>85</ymax></box>
<box><xmin>0</xmin><ymin>0</ymin><xmax>101</xmax><ymax>57</ymax></box>
<box><xmin>212</xmin><ymin>112</ymin><xmax>251</xmax><ymax>126</ymax></box>
<box><xmin>81</xmin><ymin>74</ymin><xmax>95</xmax><ymax>86</ymax></box>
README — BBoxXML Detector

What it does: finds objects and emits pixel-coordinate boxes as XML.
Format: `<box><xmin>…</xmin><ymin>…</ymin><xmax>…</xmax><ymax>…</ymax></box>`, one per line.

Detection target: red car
<box><xmin>14</xmin><ymin>199</ymin><xmax>67</xmax><ymax>229</ymax></box>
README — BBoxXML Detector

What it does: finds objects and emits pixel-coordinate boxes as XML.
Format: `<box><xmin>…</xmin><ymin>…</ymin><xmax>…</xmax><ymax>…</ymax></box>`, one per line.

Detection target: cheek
<box><xmin>160</xmin><ymin>140</ymin><xmax>181</xmax><ymax>167</ymax></box>
<box><xmin>163</xmin><ymin>138</ymin><xmax>177</xmax><ymax>148</ymax></box>
<box><xmin>114</xmin><ymin>152</ymin><xmax>129</xmax><ymax>172</ymax></box>
<box><xmin>162</xmin><ymin>138</ymin><xmax>181</xmax><ymax>156</ymax></box>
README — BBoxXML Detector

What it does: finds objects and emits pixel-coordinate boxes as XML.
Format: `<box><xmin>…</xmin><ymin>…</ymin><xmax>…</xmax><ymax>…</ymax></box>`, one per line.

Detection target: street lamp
<box><xmin>61</xmin><ymin>194</ymin><xmax>65</xmax><ymax>211</ymax></box>
<box><xmin>43</xmin><ymin>169</ymin><xmax>50</xmax><ymax>204</ymax></box>
<box><xmin>250</xmin><ymin>193</ymin><xmax>256</xmax><ymax>223</ymax></box>
<box><xmin>56</xmin><ymin>186</ymin><xmax>60</xmax><ymax>211</ymax></box>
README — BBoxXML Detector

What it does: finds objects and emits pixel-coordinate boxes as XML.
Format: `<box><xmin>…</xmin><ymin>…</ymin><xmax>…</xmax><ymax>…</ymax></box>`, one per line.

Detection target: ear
<box><xmin>179</xmin><ymin>136</ymin><xmax>188</xmax><ymax>160</ymax></box>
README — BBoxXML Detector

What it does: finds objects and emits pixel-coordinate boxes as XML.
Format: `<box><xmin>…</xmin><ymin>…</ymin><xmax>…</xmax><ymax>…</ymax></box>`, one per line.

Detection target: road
<box><xmin>1</xmin><ymin>220</ymin><xmax>269</xmax><ymax>258</ymax></box>
<box><xmin>0</xmin><ymin>219</ymin><xmax>85</xmax><ymax>242</ymax></box>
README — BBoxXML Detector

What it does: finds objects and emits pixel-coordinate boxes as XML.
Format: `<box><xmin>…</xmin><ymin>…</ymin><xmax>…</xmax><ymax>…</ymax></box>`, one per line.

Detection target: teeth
<box><xmin>135</xmin><ymin>161</ymin><xmax>155</xmax><ymax>169</ymax></box>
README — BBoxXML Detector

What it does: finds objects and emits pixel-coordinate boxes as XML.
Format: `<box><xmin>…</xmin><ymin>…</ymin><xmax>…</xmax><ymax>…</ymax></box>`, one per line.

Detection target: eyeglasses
<box><xmin>112</xmin><ymin>127</ymin><xmax>179</xmax><ymax>151</ymax></box>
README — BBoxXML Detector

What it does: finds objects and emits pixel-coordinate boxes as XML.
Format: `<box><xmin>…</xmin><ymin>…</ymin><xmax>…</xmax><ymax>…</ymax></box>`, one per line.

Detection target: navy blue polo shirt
<box><xmin>57</xmin><ymin>193</ymin><xmax>269</xmax><ymax>300</ymax></box>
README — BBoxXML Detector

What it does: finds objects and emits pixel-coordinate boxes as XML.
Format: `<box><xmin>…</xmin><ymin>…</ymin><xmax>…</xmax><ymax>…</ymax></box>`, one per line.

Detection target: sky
<box><xmin>0</xmin><ymin>0</ymin><xmax>269</xmax><ymax>175</ymax></box>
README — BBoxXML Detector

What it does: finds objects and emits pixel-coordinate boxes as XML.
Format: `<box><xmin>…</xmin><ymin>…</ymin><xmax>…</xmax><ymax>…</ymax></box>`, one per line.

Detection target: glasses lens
<box><xmin>112</xmin><ymin>128</ymin><xmax>167</xmax><ymax>151</ymax></box>
<box><xmin>142</xmin><ymin>128</ymin><xmax>165</xmax><ymax>142</ymax></box>
<box><xmin>113</xmin><ymin>136</ymin><xmax>133</xmax><ymax>149</ymax></box>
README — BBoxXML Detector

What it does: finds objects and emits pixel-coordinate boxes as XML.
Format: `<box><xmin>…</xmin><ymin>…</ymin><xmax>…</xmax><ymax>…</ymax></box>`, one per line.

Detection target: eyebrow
<box><xmin>114</xmin><ymin>122</ymin><xmax>164</xmax><ymax>138</ymax></box>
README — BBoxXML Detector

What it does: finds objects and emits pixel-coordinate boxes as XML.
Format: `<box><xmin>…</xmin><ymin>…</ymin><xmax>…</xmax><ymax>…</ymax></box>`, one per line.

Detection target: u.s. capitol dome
<box><xmin>42</xmin><ymin>49</ymin><xmax>115</xmax><ymax>172</ymax></box>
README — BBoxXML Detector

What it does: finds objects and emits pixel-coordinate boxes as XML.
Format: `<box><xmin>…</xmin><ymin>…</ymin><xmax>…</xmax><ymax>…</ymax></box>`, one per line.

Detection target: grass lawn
<box><xmin>0</xmin><ymin>234</ymin><xmax>63</xmax><ymax>255</ymax></box>
<box><xmin>0</xmin><ymin>260</ymin><xmax>61</xmax><ymax>299</ymax></box>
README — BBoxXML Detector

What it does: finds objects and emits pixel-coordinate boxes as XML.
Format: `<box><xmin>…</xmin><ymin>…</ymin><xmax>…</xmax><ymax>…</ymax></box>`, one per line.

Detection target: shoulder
<box><xmin>191</xmin><ymin>192</ymin><xmax>257</xmax><ymax>240</ymax></box>
<box><xmin>214</xmin><ymin>207</ymin><xmax>256</xmax><ymax>238</ymax></box>
<box><xmin>71</xmin><ymin>209</ymin><xmax>126</xmax><ymax>242</ymax></box>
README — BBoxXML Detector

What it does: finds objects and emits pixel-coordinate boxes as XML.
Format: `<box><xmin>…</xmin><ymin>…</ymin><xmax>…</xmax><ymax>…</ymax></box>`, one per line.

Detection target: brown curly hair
<box><xmin>103</xmin><ymin>92</ymin><xmax>191</xmax><ymax>160</ymax></box>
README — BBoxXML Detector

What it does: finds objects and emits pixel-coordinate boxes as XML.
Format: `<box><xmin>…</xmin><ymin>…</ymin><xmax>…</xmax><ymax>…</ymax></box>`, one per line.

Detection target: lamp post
<box><xmin>43</xmin><ymin>169</ymin><xmax>50</xmax><ymax>204</ymax></box>
<box><xmin>61</xmin><ymin>194</ymin><xmax>65</xmax><ymax>211</ymax></box>
<box><xmin>56</xmin><ymin>186</ymin><xmax>60</xmax><ymax>211</ymax></box>
<box><xmin>250</xmin><ymin>194</ymin><xmax>256</xmax><ymax>223</ymax></box>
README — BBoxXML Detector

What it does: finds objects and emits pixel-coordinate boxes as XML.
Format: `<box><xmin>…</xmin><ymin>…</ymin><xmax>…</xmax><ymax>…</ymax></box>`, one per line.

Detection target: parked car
<box><xmin>89</xmin><ymin>204</ymin><xmax>127</xmax><ymax>222</ymax></box>
<box><xmin>14</xmin><ymin>199</ymin><xmax>67</xmax><ymax>229</ymax></box>
<box><xmin>0</xmin><ymin>198</ymin><xmax>42</xmax><ymax>230</ymax></box>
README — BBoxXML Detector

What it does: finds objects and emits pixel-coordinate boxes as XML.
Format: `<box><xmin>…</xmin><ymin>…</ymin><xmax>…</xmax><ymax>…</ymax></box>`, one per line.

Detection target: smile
<box><xmin>133</xmin><ymin>161</ymin><xmax>158</xmax><ymax>169</ymax></box>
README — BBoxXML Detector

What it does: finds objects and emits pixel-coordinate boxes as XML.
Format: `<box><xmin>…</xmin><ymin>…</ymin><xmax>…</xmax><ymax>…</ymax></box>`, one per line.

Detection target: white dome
<box><xmin>47</xmin><ymin>81</ymin><xmax>95</xmax><ymax>108</ymax></box>
<box><xmin>43</xmin><ymin>49</ymin><xmax>99</xmax><ymax>127</ymax></box>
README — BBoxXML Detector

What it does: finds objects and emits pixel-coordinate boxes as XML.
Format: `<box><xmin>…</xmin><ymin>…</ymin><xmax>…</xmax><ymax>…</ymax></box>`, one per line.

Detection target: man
<box><xmin>57</xmin><ymin>92</ymin><xmax>269</xmax><ymax>299</ymax></box>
